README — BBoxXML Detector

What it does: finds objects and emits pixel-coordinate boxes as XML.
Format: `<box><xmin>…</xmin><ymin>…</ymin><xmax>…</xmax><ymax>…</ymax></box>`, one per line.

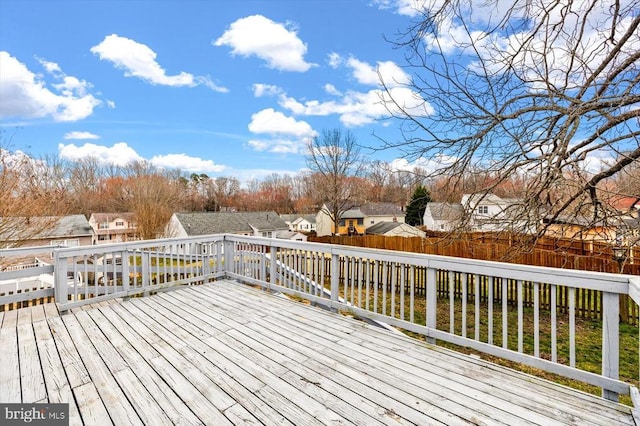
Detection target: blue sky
<box><xmin>0</xmin><ymin>0</ymin><xmax>426</xmax><ymax>182</ymax></box>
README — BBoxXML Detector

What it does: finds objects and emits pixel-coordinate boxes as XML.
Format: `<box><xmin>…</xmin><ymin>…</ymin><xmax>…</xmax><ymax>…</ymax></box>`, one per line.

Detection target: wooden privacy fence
<box><xmin>308</xmin><ymin>236</ymin><xmax>640</xmax><ymax>325</ymax></box>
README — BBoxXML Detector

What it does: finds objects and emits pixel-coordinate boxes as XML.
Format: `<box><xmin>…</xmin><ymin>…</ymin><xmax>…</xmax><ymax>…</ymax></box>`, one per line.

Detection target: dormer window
<box><xmin>477</xmin><ymin>206</ymin><xmax>488</xmax><ymax>214</ymax></box>
<box><xmin>98</xmin><ymin>222</ymin><xmax>109</xmax><ymax>229</ymax></box>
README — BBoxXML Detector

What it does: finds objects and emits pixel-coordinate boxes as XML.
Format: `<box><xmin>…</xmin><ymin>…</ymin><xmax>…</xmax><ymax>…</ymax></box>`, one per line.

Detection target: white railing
<box><xmin>1</xmin><ymin>234</ymin><xmax>637</xmax><ymax>403</ymax></box>
<box><xmin>52</xmin><ymin>235</ymin><xmax>226</xmax><ymax>309</ymax></box>
<box><xmin>0</xmin><ymin>246</ymin><xmax>58</xmax><ymax>307</ymax></box>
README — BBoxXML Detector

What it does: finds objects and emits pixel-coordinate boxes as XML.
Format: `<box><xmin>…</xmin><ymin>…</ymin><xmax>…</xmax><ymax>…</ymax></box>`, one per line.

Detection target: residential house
<box><xmin>366</xmin><ymin>222</ymin><xmax>426</xmax><ymax>238</ymax></box>
<box><xmin>167</xmin><ymin>211</ymin><xmax>291</xmax><ymax>239</ymax></box>
<box><xmin>89</xmin><ymin>213</ymin><xmax>138</xmax><ymax>245</ymax></box>
<box><xmin>0</xmin><ymin>215</ymin><xmax>93</xmax><ymax>248</ymax></box>
<box><xmin>280</xmin><ymin>214</ymin><xmax>317</xmax><ymax>233</ymax></box>
<box><xmin>542</xmin><ymin>215</ymin><xmax>613</xmax><ymax>242</ymax></box>
<box><xmin>461</xmin><ymin>193</ymin><xmax>536</xmax><ymax>234</ymax></box>
<box><xmin>316</xmin><ymin>202</ymin><xmax>404</xmax><ymax>236</ymax></box>
<box><xmin>423</xmin><ymin>202</ymin><xmax>465</xmax><ymax>232</ymax></box>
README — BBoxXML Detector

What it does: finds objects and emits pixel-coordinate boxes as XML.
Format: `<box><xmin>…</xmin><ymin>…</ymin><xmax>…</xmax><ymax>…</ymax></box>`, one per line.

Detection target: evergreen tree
<box><xmin>405</xmin><ymin>185</ymin><xmax>431</xmax><ymax>226</ymax></box>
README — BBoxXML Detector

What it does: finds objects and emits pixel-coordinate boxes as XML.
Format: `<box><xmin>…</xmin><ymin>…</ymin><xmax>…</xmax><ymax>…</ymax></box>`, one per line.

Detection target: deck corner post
<box><xmin>330</xmin><ymin>250</ymin><xmax>339</xmax><ymax>312</ymax></box>
<box><xmin>426</xmin><ymin>266</ymin><xmax>437</xmax><ymax>345</ymax></box>
<box><xmin>53</xmin><ymin>249</ymin><xmax>68</xmax><ymax>309</ymax></box>
<box><xmin>601</xmin><ymin>291</ymin><xmax>620</xmax><ymax>402</ymax></box>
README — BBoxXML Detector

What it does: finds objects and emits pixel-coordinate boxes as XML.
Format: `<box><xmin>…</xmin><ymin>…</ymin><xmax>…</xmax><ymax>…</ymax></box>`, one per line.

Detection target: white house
<box><xmin>461</xmin><ymin>193</ymin><xmax>534</xmax><ymax>233</ymax></box>
<box><xmin>366</xmin><ymin>221</ymin><xmax>426</xmax><ymax>238</ymax></box>
<box><xmin>280</xmin><ymin>214</ymin><xmax>317</xmax><ymax>233</ymax></box>
<box><xmin>423</xmin><ymin>203</ymin><xmax>464</xmax><ymax>232</ymax></box>
<box><xmin>89</xmin><ymin>213</ymin><xmax>138</xmax><ymax>245</ymax></box>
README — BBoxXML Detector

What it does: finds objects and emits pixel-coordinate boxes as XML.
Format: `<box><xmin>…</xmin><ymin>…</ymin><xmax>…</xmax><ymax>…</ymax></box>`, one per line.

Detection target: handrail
<box><xmin>1</xmin><ymin>233</ymin><xmax>636</xmax><ymax>402</ymax></box>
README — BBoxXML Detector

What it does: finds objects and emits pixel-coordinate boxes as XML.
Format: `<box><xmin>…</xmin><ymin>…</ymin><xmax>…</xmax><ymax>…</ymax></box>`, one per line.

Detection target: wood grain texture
<box><xmin>3</xmin><ymin>280</ymin><xmax>634</xmax><ymax>425</ymax></box>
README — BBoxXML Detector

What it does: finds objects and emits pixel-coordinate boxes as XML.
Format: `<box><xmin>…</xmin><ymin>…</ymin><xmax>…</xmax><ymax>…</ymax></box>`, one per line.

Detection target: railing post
<box><xmin>141</xmin><ymin>251</ymin><xmax>150</xmax><ymax>288</ymax></box>
<box><xmin>602</xmin><ymin>291</ymin><xmax>620</xmax><ymax>402</ymax></box>
<box><xmin>426</xmin><ymin>266</ymin><xmax>437</xmax><ymax>344</ymax></box>
<box><xmin>121</xmin><ymin>249</ymin><xmax>130</xmax><ymax>296</ymax></box>
<box><xmin>224</xmin><ymin>237</ymin><xmax>234</xmax><ymax>278</ymax></box>
<box><xmin>54</xmin><ymin>249</ymin><xmax>68</xmax><ymax>311</ymax></box>
<box><xmin>269</xmin><ymin>245</ymin><xmax>276</xmax><ymax>291</ymax></box>
<box><xmin>330</xmin><ymin>249</ymin><xmax>339</xmax><ymax>312</ymax></box>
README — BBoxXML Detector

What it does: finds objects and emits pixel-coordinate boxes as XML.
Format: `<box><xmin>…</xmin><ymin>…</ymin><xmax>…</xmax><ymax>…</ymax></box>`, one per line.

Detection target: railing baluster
<box><xmin>502</xmin><ymin>278</ymin><xmax>508</xmax><ymax>349</ymax></box>
<box><xmin>391</xmin><ymin>262</ymin><xmax>396</xmax><ymax>319</ymax></box>
<box><xmin>569</xmin><ymin>287</ymin><xmax>576</xmax><ymax>368</ymax></box>
<box><xmin>474</xmin><ymin>274</ymin><xmax>480</xmax><ymax>341</ymax></box>
<box><xmin>534</xmin><ymin>281</ymin><xmax>540</xmax><ymax>358</ymax></box>
<box><xmin>488</xmin><ymin>276</ymin><xmax>494</xmax><ymax>345</ymax></box>
<box><xmin>518</xmin><ymin>279</ymin><xmax>523</xmax><ymax>353</ymax></box>
<box><xmin>449</xmin><ymin>271</ymin><xmax>455</xmax><ymax>335</ymax></box>
<box><xmin>551</xmin><ymin>284</ymin><xmax>557</xmax><ymax>363</ymax></box>
<box><xmin>461</xmin><ymin>272</ymin><xmax>467</xmax><ymax>338</ymax></box>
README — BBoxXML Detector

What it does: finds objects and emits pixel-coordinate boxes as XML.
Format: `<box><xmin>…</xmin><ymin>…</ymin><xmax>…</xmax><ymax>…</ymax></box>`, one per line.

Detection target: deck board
<box><xmin>0</xmin><ymin>279</ymin><xmax>634</xmax><ymax>425</ymax></box>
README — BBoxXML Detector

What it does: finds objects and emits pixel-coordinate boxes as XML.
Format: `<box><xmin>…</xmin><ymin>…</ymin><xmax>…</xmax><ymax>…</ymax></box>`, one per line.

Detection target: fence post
<box><xmin>601</xmin><ymin>291</ymin><xmax>620</xmax><ymax>402</ymax></box>
<box><xmin>426</xmin><ymin>266</ymin><xmax>437</xmax><ymax>344</ymax></box>
<box><xmin>54</xmin><ymin>250</ymin><xmax>68</xmax><ymax>311</ymax></box>
<box><xmin>330</xmin><ymin>249</ymin><xmax>339</xmax><ymax>312</ymax></box>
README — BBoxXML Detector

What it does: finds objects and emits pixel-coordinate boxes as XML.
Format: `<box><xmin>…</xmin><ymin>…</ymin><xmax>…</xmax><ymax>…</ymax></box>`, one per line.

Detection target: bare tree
<box><xmin>118</xmin><ymin>162</ymin><xmax>186</xmax><ymax>240</ymax></box>
<box><xmin>381</xmin><ymin>0</ymin><xmax>640</xmax><ymax>241</ymax></box>
<box><xmin>0</xmin><ymin>135</ymin><xmax>65</xmax><ymax>248</ymax></box>
<box><xmin>306</xmin><ymin>129</ymin><xmax>366</xmax><ymax>235</ymax></box>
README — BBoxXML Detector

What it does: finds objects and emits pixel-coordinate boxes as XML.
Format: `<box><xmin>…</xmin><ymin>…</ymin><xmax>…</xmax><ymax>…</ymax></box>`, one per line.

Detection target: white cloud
<box><xmin>214</xmin><ymin>15</ymin><xmax>316</xmax><ymax>72</ymax></box>
<box><xmin>327</xmin><ymin>52</ymin><xmax>342</xmax><ymax>68</ymax></box>
<box><xmin>248</xmin><ymin>108</ymin><xmax>317</xmax><ymax>138</ymax></box>
<box><xmin>347</xmin><ymin>57</ymin><xmax>410</xmax><ymax>88</ymax></box>
<box><xmin>372</xmin><ymin>0</ymin><xmax>427</xmax><ymax>17</ymax></box>
<box><xmin>279</xmin><ymin>86</ymin><xmax>432</xmax><ymax>127</ymax></box>
<box><xmin>324</xmin><ymin>84</ymin><xmax>341</xmax><ymax>96</ymax></box>
<box><xmin>58</xmin><ymin>142</ymin><xmax>142</xmax><ymax>166</ymax></box>
<box><xmin>0</xmin><ymin>51</ymin><xmax>101</xmax><ymax>122</ymax></box>
<box><xmin>252</xmin><ymin>83</ymin><xmax>282</xmax><ymax>97</ymax></box>
<box><xmin>248</xmin><ymin>138</ymin><xmax>304</xmax><ymax>154</ymax></box>
<box><xmin>247</xmin><ymin>109</ymin><xmax>317</xmax><ymax>154</ymax></box>
<box><xmin>64</xmin><ymin>131</ymin><xmax>100</xmax><ymax>140</ymax></box>
<box><xmin>150</xmin><ymin>153</ymin><xmax>226</xmax><ymax>173</ymax></box>
<box><xmin>58</xmin><ymin>141</ymin><xmax>227</xmax><ymax>173</ymax></box>
<box><xmin>91</xmin><ymin>34</ymin><xmax>228</xmax><ymax>92</ymax></box>
<box><xmin>390</xmin><ymin>155</ymin><xmax>457</xmax><ymax>174</ymax></box>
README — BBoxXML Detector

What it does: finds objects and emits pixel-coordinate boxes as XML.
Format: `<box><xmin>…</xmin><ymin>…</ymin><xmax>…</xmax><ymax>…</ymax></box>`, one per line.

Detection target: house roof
<box><xmin>359</xmin><ymin>202</ymin><xmax>404</xmax><ymax>216</ymax></box>
<box><xmin>461</xmin><ymin>193</ymin><xmax>521</xmax><ymax>208</ymax></box>
<box><xmin>366</xmin><ymin>221</ymin><xmax>403</xmax><ymax>234</ymax></box>
<box><xmin>323</xmin><ymin>202</ymin><xmax>403</xmax><ymax>219</ymax></box>
<box><xmin>281</xmin><ymin>214</ymin><xmax>316</xmax><ymax>225</ymax></box>
<box><xmin>0</xmin><ymin>215</ymin><xmax>93</xmax><ymax>242</ymax></box>
<box><xmin>174</xmin><ymin>211</ymin><xmax>288</xmax><ymax>235</ymax></box>
<box><xmin>425</xmin><ymin>202</ymin><xmax>464</xmax><ymax>221</ymax></box>
<box><xmin>90</xmin><ymin>212</ymin><xmax>136</xmax><ymax>223</ymax></box>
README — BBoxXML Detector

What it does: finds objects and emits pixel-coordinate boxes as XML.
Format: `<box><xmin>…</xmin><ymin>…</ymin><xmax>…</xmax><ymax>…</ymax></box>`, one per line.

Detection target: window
<box><xmin>262</xmin><ymin>231</ymin><xmax>273</xmax><ymax>238</ymax></box>
<box><xmin>115</xmin><ymin>221</ymin><xmax>124</xmax><ymax>227</ymax></box>
<box><xmin>357</xmin><ymin>218</ymin><xmax>363</xmax><ymax>225</ymax></box>
<box><xmin>339</xmin><ymin>219</ymin><xmax>346</xmax><ymax>226</ymax></box>
<box><xmin>98</xmin><ymin>222</ymin><xmax>109</xmax><ymax>229</ymax></box>
<box><xmin>477</xmin><ymin>206</ymin><xmax>489</xmax><ymax>214</ymax></box>
<box><xmin>440</xmin><ymin>224</ymin><xmax>445</xmax><ymax>230</ymax></box>
<box><xmin>371</xmin><ymin>220</ymin><xmax>375</xmax><ymax>224</ymax></box>
<box><xmin>98</xmin><ymin>235</ymin><xmax>108</xmax><ymax>241</ymax></box>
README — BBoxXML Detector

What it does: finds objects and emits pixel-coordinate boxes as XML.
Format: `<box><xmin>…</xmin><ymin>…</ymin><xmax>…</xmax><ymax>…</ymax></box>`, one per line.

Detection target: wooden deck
<box><xmin>0</xmin><ymin>280</ymin><xmax>634</xmax><ymax>425</ymax></box>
